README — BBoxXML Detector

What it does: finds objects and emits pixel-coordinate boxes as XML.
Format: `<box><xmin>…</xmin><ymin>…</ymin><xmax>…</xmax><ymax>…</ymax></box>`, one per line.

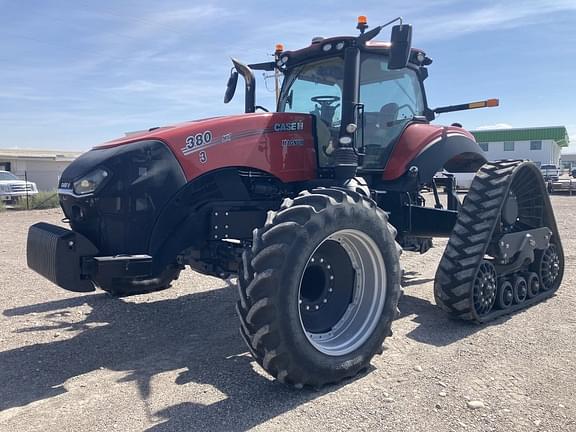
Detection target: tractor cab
<box><xmin>226</xmin><ymin>16</ymin><xmax>498</xmax><ymax>182</ymax></box>
<box><xmin>227</xmin><ymin>17</ymin><xmax>434</xmax><ymax>177</ymax></box>
<box><xmin>276</xmin><ymin>39</ymin><xmax>429</xmax><ymax>169</ymax></box>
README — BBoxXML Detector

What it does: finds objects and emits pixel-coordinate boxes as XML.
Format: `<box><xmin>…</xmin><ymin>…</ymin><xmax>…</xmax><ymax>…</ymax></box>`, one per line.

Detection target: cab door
<box><xmin>359</xmin><ymin>54</ymin><xmax>426</xmax><ymax>169</ymax></box>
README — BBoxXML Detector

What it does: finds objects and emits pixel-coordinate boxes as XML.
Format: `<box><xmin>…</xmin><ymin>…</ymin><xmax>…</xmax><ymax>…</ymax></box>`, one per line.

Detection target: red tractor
<box><xmin>28</xmin><ymin>17</ymin><xmax>563</xmax><ymax>388</ymax></box>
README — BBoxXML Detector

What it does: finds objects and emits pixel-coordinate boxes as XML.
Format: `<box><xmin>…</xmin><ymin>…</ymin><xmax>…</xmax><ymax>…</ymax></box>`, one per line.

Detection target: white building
<box><xmin>560</xmin><ymin>150</ymin><xmax>576</xmax><ymax>171</ymax></box>
<box><xmin>471</xmin><ymin>126</ymin><xmax>569</xmax><ymax>167</ymax></box>
<box><xmin>0</xmin><ymin>149</ymin><xmax>82</xmax><ymax>191</ymax></box>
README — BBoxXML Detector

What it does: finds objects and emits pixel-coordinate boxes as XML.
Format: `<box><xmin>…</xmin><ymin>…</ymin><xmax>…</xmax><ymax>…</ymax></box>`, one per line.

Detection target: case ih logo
<box><xmin>273</xmin><ymin>121</ymin><xmax>304</xmax><ymax>132</ymax></box>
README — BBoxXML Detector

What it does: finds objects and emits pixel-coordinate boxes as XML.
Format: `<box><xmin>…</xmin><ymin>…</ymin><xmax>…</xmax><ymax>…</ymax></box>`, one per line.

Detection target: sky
<box><xmin>1</xmin><ymin>0</ymin><xmax>575</xmax><ymax>151</ymax></box>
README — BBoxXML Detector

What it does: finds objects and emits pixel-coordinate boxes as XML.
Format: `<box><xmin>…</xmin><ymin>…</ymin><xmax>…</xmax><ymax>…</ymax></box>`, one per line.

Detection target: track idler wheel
<box><xmin>512</xmin><ymin>276</ymin><xmax>528</xmax><ymax>304</ymax></box>
<box><xmin>472</xmin><ymin>261</ymin><xmax>497</xmax><ymax>316</ymax></box>
<box><xmin>535</xmin><ymin>244</ymin><xmax>561</xmax><ymax>291</ymax></box>
<box><xmin>496</xmin><ymin>280</ymin><xmax>514</xmax><ymax>309</ymax></box>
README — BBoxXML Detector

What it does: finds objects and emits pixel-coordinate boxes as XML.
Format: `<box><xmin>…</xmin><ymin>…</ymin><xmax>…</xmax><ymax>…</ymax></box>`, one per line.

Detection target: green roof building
<box><xmin>470</xmin><ymin>126</ymin><xmax>570</xmax><ymax>167</ymax></box>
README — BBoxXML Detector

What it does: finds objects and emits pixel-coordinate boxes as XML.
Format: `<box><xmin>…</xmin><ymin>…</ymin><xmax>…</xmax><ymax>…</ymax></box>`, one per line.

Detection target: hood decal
<box><xmin>180</xmin><ymin>127</ymin><xmax>275</xmax><ymax>156</ymax></box>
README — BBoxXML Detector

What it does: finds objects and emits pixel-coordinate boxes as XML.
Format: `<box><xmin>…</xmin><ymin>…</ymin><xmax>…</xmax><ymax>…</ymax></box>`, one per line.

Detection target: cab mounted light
<box><xmin>434</xmin><ymin>98</ymin><xmax>500</xmax><ymax>114</ymax></box>
<box><xmin>357</xmin><ymin>15</ymin><xmax>368</xmax><ymax>33</ymax></box>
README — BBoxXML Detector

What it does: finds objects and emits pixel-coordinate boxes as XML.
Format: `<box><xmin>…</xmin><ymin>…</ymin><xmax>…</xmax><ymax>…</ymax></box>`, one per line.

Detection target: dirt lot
<box><xmin>1</xmin><ymin>197</ymin><xmax>575</xmax><ymax>432</ymax></box>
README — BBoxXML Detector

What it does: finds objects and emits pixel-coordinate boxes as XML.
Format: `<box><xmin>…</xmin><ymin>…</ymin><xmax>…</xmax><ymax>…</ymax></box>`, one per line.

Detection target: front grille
<box><xmin>10</xmin><ymin>184</ymin><xmax>33</xmax><ymax>192</ymax></box>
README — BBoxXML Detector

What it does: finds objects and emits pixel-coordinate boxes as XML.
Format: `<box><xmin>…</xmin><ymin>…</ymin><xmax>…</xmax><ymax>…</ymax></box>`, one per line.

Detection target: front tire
<box><xmin>236</xmin><ymin>188</ymin><xmax>401</xmax><ymax>388</ymax></box>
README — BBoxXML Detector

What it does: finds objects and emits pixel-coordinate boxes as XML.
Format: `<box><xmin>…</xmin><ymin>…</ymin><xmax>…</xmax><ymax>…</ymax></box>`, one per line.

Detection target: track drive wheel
<box><xmin>236</xmin><ymin>188</ymin><xmax>402</xmax><ymax>388</ymax></box>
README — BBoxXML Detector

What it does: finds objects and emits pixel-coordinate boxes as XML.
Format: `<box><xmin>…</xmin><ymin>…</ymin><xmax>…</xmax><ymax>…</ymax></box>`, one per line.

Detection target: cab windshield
<box><xmin>278</xmin><ymin>56</ymin><xmax>344</xmax><ymax>130</ymax></box>
<box><xmin>278</xmin><ymin>53</ymin><xmax>425</xmax><ymax>169</ymax></box>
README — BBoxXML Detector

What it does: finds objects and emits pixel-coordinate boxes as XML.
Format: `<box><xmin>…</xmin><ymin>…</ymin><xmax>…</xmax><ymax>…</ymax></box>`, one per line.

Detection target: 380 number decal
<box><xmin>185</xmin><ymin>130</ymin><xmax>212</xmax><ymax>149</ymax></box>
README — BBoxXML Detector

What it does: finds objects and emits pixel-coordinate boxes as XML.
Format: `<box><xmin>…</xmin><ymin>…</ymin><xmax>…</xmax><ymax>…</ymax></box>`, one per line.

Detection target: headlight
<box><xmin>0</xmin><ymin>184</ymin><xmax>9</xmax><ymax>193</ymax></box>
<box><xmin>73</xmin><ymin>168</ymin><xmax>109</xmax><ymax>196</ymax></box>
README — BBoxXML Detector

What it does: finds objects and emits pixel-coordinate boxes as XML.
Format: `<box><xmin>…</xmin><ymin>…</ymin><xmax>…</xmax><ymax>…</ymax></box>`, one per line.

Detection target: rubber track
<box><xmin>236</xmin><ymin>187</ymin><xmax>402</xmax><ymax>388</ymax></box>
<box><xmin>434</xmin><ymin>160</ymin><xmax>563</xmax><ymax>323</ymax></box>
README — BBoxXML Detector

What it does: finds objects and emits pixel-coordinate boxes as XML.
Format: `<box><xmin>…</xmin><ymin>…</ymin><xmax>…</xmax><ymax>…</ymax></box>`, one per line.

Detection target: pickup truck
<box><xmin>0</xmin><ymin>170</ymin><xmax>38</xmax><ymax>202</ymax></box>
<box><xmin>540</xmin><ymin>164</ymin><xmax>560</xmax><ymax>181</ymax></box>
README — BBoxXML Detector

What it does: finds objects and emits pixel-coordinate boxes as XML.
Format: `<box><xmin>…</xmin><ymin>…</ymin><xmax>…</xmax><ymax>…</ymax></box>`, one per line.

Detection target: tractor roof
<box><xmin>278</xmin><ymin>36</ymin><xmax>430</xmax><ymax>68</ymax></box>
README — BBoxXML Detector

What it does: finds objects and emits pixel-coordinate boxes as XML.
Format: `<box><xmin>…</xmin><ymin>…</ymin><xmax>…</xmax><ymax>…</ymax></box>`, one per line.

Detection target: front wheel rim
<box><xmin>298</xmin><ymin>229</ymin><xmax>387</xmax><ymax>357</ymax></box>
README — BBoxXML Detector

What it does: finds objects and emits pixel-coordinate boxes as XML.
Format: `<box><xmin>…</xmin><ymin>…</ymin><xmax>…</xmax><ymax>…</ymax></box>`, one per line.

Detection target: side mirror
<box><xmin>389</xmin><ymin>24</ymin><xmax>412</xmax><ymax>70</ymax></box>
<box><xmin>224</xmin><ymin>70</ymin><xmax>238</xmax><ymax>104</ymax></box>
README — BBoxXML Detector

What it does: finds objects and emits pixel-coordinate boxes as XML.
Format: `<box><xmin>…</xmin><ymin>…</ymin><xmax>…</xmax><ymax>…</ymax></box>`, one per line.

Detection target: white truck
<box><xmin>540</xmin><ymin>164</ymin><xmax>560</xmax><ymax>181</ymax></box>
<box><xmin>0</xmin><ymin>170</ymin><xmax>38</xmax><ymax>202</ymax></box>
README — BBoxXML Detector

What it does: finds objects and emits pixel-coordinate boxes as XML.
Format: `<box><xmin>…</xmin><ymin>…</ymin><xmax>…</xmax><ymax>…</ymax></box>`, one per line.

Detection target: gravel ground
<box><xmin>0</xmin><ymin>197</ymin><xmax>575</xmax><ymax>432</ymax></box>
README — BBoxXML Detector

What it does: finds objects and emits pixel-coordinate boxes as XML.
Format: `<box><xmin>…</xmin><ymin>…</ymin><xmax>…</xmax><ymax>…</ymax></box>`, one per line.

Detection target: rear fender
<box><xmin>410</xmin><ymin>134</ymin><xmax>486</xmax><ymax>184</ymax></box>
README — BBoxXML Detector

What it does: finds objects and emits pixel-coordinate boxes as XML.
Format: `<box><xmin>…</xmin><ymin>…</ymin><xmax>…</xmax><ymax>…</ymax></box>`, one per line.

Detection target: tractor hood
<box><xmin>94</xmin><ymin>112</ymin><xmax>318</xmax><ymax>183</ymax></box>
<box><xmin>56</xmin><ymin>112</ymin><xmax>317</xmax><ymax>257</ymax></box>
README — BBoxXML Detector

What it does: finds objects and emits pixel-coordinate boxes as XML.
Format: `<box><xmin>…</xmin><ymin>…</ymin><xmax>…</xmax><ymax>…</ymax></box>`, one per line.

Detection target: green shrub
<box><xmin>14</xmin><ymin>190</ymin><xmax>60</xmax><ymax>210</ymax></box>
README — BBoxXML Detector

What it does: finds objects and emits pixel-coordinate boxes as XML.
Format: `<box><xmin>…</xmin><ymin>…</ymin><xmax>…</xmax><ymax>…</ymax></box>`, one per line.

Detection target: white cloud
<box><xmin>476</xmin><ymin>123</ymin><xmax>514</xmax><ymax>130</ymax></box>
<box><xmin>415</xmin><ymin>0</ymin><xmax>576</xmax><ymax>41</ymax></box>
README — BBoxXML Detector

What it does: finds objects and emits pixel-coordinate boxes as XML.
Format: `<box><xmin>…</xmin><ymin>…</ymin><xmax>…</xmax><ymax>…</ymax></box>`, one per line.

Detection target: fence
<box><xmin>5</xmin><ymin>171</ymin><xmax>59</xmax><ymax>210</ymax></box>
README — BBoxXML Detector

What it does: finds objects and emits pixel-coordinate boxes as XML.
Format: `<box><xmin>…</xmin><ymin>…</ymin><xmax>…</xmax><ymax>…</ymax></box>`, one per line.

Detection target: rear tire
<box><xmin>236</xmin><ymin>188</ymin><xmax>401</xmax><ymax>388</ymax></box>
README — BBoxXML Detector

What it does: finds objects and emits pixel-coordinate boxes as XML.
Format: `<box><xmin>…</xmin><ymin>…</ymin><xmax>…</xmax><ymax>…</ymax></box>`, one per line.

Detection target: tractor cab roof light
<box><xmin>357</xmin><ymin>15</ymin><xmax>368</xmax><ymax>33</ymax></box>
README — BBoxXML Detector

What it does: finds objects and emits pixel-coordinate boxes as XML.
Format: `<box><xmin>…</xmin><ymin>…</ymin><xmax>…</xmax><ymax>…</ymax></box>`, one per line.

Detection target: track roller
<box><xmin>525</xmin><ymin>272</ymin><xmax>540</xmax><ymax>298</ymax></box>
<box><xmin>512</xmin><ymin>276</ymin><xmax>528</xmax><ymax>304</ymax></box>
<box><xmin>496</xmin><ymin>280</ymin><xmax>514</xmax><ymax>309</ymax></box>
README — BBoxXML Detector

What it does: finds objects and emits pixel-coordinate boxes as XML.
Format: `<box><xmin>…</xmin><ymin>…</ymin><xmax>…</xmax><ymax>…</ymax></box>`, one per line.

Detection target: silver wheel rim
<box><xmin>298</xmin><ymin>229</ymin><xmax>387</xmax><ymax>356</ymax></box>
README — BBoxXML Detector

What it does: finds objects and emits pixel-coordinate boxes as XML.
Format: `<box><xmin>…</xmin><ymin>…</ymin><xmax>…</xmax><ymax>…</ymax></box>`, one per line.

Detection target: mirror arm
<box><xmin>231</xmin><ymin>58</ymin><xmax>256</xmax><ymax>113</ymax></box>
<box><xmin>357</xmin><ymin>17</ymin><xmax>403</xmax><ymax>44</ymax></box>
